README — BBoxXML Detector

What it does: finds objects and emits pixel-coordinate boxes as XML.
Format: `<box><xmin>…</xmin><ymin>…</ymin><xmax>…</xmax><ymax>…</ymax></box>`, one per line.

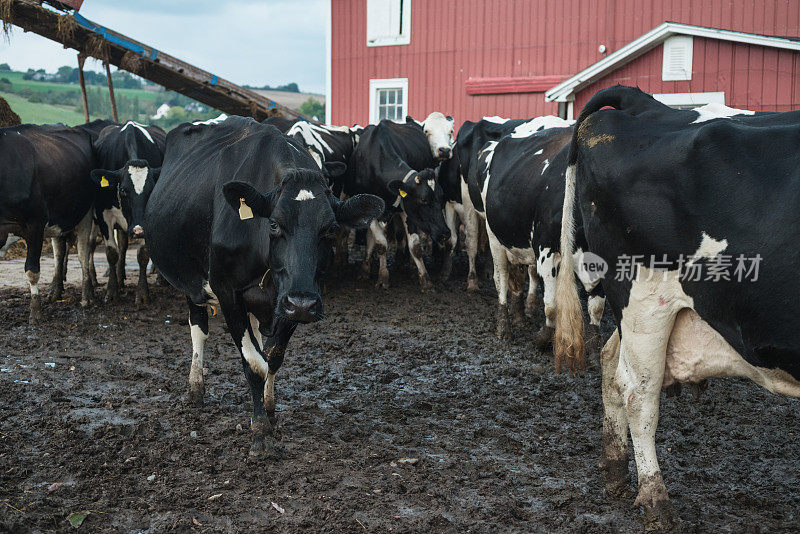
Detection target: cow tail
<box><xmin>553</xmin><ymin>89</ymin><xmax>627</xmax><ymax>374</ymax></box>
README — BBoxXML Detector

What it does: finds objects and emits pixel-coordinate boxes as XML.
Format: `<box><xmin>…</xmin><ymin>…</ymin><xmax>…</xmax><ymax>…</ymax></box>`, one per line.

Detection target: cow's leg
<box><xmin>74</xmin><ymin>211</ymin><xmax>95</xmax><ymax>307</ymax></box>
<box><xmin>187</xmin><ymin>298</ymin><xmax>209</xmax><ymax>406</ymax></box>
<box><xmin>24</xmin><ymin>226</ymin><xmax>45</xmax><ymax>324</ymax></box>
<box><xmin>586</xmin><ymin>289</ymin><xmax>607</xmax><ymax>361</ymax></box>
<box><xmin>525</xmin><ymin>264</ymin><xmax>540</xmax><ymax>319</ymax></box>
<box><xmin>486</xmin><ymin>226</ymin><xmax>510</xmax><ymax>339</ymax></box>
<box><xmin>217</xmin><ymin>295</ymin><xmax>274</xmax><ymax>455</ymax></box>
<box><xmin>599</xmin><ymin>329</ymin><xmax>631</xmax><ymax>497</ymax></box>
<box><xmin>261</xmin><ymin>322</ymin><xmax>294</xmax><ymax>438</ymax></box>
<box><xmin>333</xmin><ymin>227</ymin><xmax>350</xmax><ymax>266</ymax></box>
<box><xmin>360</xmin><ymin>223</ymin><xmax>376</xmax><ymax>280</ymax></box>
<box><xmin>400</xmin><ymin>215</ymin><xmax>431</xmax><ymax>291</ymax></box>
<box><xmin>116</xmin><ymin>230</ymin><xmax>128</xmax><ymax>287</ymax></box>
<box><xmin>534</xmin><ymin>248</ymin><xmax>560</xmax><ymax>349</ymax></box>
<box><xmin>88</xmin><ymin>224</ymin><xmax>99</xmax><ymax>287</ymax></box>
<box><xmin>49</xmin><ymin>237</ymin><xmax>66</xmax><ymax>302</ymax></box>
<box><xmin>365</xmin><ymin>220</ymin><xmax>389</xmax><ymax>288</ymax></box>
<box><xmin>439</xmin><ymin>202</ymin><xmax>458</xmax><ymax>282</ymax></box>
<box><xmin>508</xmin><ymin>264</ymin><xmax>526</xmax><ymax>326</ymax></box>
<box><xmin>104</xmin><ymin>235</ymin><xmax>121</xmax><ymax>303</ymax></box>
<box><xmin>618</xmin><ymin>315</ymin><xmax>677</xmax><ymax>529</ymax></box>
<box><xmin>135</xmin><ymin>245</ymin><xmax>151</xmax><ymax>306</ymax></box>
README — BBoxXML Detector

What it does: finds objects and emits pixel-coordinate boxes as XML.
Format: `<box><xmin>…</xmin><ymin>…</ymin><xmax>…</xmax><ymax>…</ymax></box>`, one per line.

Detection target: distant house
<box><xmin>151</xmin><ymin>103</ymin><xmax>170</xmax><ymax>120</ymax></box>
<box><xmin>327</xmin><ymin>0</ymin><xmax>800</xmax><ymax>126</ymax></box>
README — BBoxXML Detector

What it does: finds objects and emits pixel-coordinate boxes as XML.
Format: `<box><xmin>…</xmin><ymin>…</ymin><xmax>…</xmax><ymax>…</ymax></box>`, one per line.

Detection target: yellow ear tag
<box><xmin>100</xmin><ymin>176</ymin><xmax>110</xmax><ymax>188</ymax></box>
<box><xmin>398</xmin><ymin>189</ymin><xmax>407</xmax><ymax>198</ymax></box>
<box><xmin>238</xmin><ymin>198</ymin><xmax>254</xmax><ymax>220</ymax></box>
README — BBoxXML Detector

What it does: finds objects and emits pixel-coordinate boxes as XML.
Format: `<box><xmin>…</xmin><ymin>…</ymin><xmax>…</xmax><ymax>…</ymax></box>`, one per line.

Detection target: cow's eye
<box><xmin>269</xmin><ymin>219</ymin><xmax>282</xmax><ymax>236</ymax></box>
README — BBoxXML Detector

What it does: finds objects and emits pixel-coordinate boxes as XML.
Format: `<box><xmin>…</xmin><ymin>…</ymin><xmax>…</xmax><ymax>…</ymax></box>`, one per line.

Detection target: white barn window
<box><xmin>367</xmin><ymin>0</ymin><xmax>411</xmax><ymax>46</ymax></box>
<box><xmin>369</xmin><ymin>78</ymin><xmax>408</xmax><ymax>124</ymax></box>
<box><xmin>662</xmin><ymin>35</ymin><xmax>693</xmax><ymax>81</ymax></box>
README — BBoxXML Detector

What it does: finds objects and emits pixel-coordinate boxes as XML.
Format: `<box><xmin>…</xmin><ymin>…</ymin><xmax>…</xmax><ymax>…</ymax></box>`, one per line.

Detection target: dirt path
<box><xmin>1</xmin><ymin>253</ymin><xmax>799</xmax><ymax>532</ymax></box>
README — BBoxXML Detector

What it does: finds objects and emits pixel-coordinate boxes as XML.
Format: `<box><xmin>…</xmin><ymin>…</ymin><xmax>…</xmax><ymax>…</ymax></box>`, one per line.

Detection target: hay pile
<box><xmin>0</xmin><ymin>95</ymin><xmax>20</xmax><ymax>127</ymax></box>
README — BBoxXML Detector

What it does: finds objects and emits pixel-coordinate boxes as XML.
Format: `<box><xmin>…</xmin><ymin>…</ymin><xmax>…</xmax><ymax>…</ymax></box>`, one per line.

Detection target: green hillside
<box><xmin>0</xmin><ymin>91</ymin><xmax>92</xmax><ymax>125</ymax></box>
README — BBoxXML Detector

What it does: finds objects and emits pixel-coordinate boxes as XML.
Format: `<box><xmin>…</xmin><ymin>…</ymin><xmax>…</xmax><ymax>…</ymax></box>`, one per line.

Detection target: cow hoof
<box><xmin>525</xmin><ymin>295</ymin><xmax>540</xmax><ymax>318</ymax></box>
<box><xmin>105</xmin><ymin>290</ymin><xmax>120</xmax><ymax>304</ymax></box>
<box><xmin>187</xmin><ymin>387</ymin><xmax>205</xmax><ymax>407</ymax></box>
<box><xmin>418</xmin><ymin>274</ymin><xmax>433</xmax><ymax>292</ymax></box>
<box><xmin>136</xmin><ymin>292</ymin><xmax>151</xmax><ymax>307</ymax></box>
<box><xmin>375</xmin><ymin>277</ymin><xmax>390</xmax><ymax>289</ymax></box>
<box><xmin>48</xmin><ymin>286</ymin><xmax>63</xmax><ymax>303</ymax></box>
<box><xmin>642</xmin><ymin>499</ymin><xmax>677</xmax><ymax>532</ymax></box>
<box><xmin>534</xmin><ymin>325</ymin><xmax>554</xmax><ymax>349</ymax></box>
<box><xmin>358</xmin><ymin>268</ymin><xmax>370</xmax><ymax>281</ymax></box>
<box><xmin>600</xmin><ymin>457</ymin><xmax>632</xmax><ymax>498</ymax></box>
<box><xmin>496</xmin><ymin>306</ymin><xmax>511</xmax><ymax>340</ymax></box>
<box><xmin>467</xmin><ymin>277</ymin><xmax>479</xmax><ymax>292</ymax></box>
<box><xmin>29</xmin><ymin>296</ymin><xmax>42</xmax><ymax>325</ymax></box>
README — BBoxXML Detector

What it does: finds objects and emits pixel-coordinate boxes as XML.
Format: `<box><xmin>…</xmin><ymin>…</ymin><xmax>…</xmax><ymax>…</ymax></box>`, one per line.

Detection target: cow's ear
<box><xmin>446</xmin><ymin>115</ymin><xmax>454</xmax><ymax>122</ymax></box>
<box><xmin>91</xmin><ymin>168</ymin><xmax>120</xmax><ymax>189</ymax></box>
<box><xmin>323</xmin><ymin>161</ymin><xmax>347</xmax><ymax>178</ymax></box>
<box><xmin>222</xmin><ymin>181</ymin><xmax>273</xmax><ymax>219</ymax></box>
<box><xmin>387</xmin><ymin>178</ymin><xmax>413</xmax><ymax>197</ymax></box>
<box><xmin>334</xmin><ymin>194</ymin><xmax>385</xmax><ymax>229</ymax></box>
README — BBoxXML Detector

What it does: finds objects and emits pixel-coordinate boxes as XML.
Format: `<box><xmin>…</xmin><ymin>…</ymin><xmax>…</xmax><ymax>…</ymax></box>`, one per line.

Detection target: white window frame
<box><xmin>653</xmin><ymin>91</ymin><xmax>724</xmax><ymax>109</ymax></box>
<box><xmin>367</xmin><ymin>0</ymin><xmax>411</xmax><ymax>47</ymax></box>
<box><xmin>369</xmin><ymin>78</ymin><xmax>408</xmax><ymax>124</ymax></box>
<box><xmin>662</xmin><ymin>35</ymin><xmax>693</xmax><ymax>81</ymax></box>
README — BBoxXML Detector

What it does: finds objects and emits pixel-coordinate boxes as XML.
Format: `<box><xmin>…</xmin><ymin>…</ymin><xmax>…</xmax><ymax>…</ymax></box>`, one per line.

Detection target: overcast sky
<box><xmin>0</xmin><ymin>0</ymin><xmax>326</xmax><ymax>94</ymax></box>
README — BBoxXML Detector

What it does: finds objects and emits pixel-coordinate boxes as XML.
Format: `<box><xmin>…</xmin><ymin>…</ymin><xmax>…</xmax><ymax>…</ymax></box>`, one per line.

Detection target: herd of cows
<box><xmin>1</xmin><ymin>84</ymin><xmax>799</xmax><ymax>529</ymax></box>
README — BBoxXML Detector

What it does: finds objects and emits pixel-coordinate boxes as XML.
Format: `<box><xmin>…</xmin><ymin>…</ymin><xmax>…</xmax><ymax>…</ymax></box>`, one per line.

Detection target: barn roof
<box><xmin>545</xmin><ymin>22</ymin><xmax>800</xmax><ymax>103</ymax></box>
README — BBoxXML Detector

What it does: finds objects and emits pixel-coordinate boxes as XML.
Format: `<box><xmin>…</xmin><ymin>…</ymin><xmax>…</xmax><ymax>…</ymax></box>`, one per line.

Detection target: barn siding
<box><xmin>332</xmin><ymin>0</ymin><xmax>800</xmax><ymax>126</ymax></box>
<box><xmin>574</xmin><ymin>38</ymin><xmax>800</xmax><ymax>113</ymax></box>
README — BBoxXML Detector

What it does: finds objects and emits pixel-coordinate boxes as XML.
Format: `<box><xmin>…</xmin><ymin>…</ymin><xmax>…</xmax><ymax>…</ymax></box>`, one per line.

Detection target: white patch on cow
<box><xmin>128</xmin><ymin>165</ymin><xmax>148</xmax><ymax>194</ymax></box>
<box><xmin>537</xmin><ymin>247</ymin><xmax>562</xmax><ymax>326</ymax></box>
<box><xmin>0</xmin><ymin>233</ymin><xmax>20</xmax><ymax>259</ymax></box>
<box><xmin>427</xmin><ymin>179</ymin><xmax>436</xmax><ymax>190</ymax></box>
<box><xmin>26</xmin><ymin>270</ymin><xmax>40</xmax><ymax>296</ymax></box>
<box><xmin>295</xmin><ymin>189</ymin><xmax>315</xmax><ymax>201</ymax></box>
<box><xmin>479</xmin><ymin>141</ymin><xmax>499</xmax><ymax>209</ymax></box>
<box><xmin>573</xmin><ymin>247</ymin><xmax>600</xmax><ymax>292</ymax></box>
<box><xmin>510</xmin><ymin>115</ymin><xmax>574</xmax><ymax>138</ymax></box>
<box><xmin>288</xmin><ymin>122</ymin><xmax>335</xmax><ymax>164</ymax></box>
<box><xmin>193</xmin><ymin>113</ymin><xmax>228</xmax><ymax>125</ymax></box>
<box><xmin>691</xmin><ymin>102</ymin><xmax>755</xmax><ymax>124</ymax></box>
<box><xmin>189</xmin><ymin>323</ymin><xmax>208</xmax><ymax>396</ymax></box>
<box><xmin>541</xmin><ymin>159</ymin><xmax>550</xmax><ymax>175</ymax></box>
<box><xmin>482</xmin><ymin>116</ymin><xmax>510</xmax><ymax>124</ymax></box>
<box><xmin>120</xmin><ymin>121</ymin><xmax>155</xmax><ymax>144</ymax></box>
<box><xmin>422</xmin><ymin>111</ymin><xmax>455</xmax><ymax>159</ymax></box>
<box><xmin>203</xmin><ymin>282</ymin><xmax>219</xmax><ymax>306</ymax></box>
<box><xmin>309</xmin><ymin>149</ymin><xmax>323</xmax><ymax>169</ymax></box>
<box><xmin>588</xmin><ymin>295</ymin><xmax>605</xmax><ymax>326</ymax></box>
<box><xmin>43</xmin><ymin>225</ymin><xmax>63</xmax><ymax>238</ymax></box>
<box><xmin>690</xmin><ymin>231</ymin><xmax>728</xmax><ymax>262</ymax></box>
<box><xmin>534</xmin><ymin>148</ymin><xmax>543</xmax><ymax>155</ymax></box>
<box><xmin>241</xmin><ymin>330</ymin><xmax>268</xmax><ymax>379</ymax></box>
<box><xmin>103</xmin><ymin>206</ymin><xmax>128</xmax><ymax>241</ymax></box>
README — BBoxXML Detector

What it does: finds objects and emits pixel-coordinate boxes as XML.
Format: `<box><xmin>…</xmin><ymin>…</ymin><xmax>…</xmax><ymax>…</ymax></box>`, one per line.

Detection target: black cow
<box><xmin>476</xmin><ymin>117</ymin><xmax>606</xmax><ymax>349</ymax></box>
<box><xmin>261</xmin><ymin>115</ymin><xmax>302</xmax><ymax>133</ymax></box>
<box><xmin>92</xmin><ymin>121</ymin><xmax>166</xmax><ymax>304</ymax></box>
<box><xmin>554</xmin><ymin>85</ymin><xmax>798</xmax><ymax>529</ymax></box>
<box><xmin>145</xmin><ymin>116</ymin><xmax>383</xmax><ymax>455</ymax></box>
<box><xmin>346</xmin><ymin>117</ymin><xmax>450</xmax><ymax>290</ymax></box>
<box><xmin>0</xmin><ymin>124</ymin><xmax>97</xmax><ymax>322</ymax></box>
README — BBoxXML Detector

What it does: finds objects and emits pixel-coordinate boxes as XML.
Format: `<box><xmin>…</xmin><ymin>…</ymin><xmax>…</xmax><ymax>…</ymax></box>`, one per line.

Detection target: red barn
<box><xmin>326</xmin><ymin>0</ymin><xmax>800</xmax><ymax>126</ymax></box>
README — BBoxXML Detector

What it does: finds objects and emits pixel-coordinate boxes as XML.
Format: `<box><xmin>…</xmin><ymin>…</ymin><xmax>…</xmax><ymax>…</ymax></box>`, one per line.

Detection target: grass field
<box><xmin>1</xmin><ymin>71</ymin><xmax>161</xmax><ymax>102</ymax></box>
<box><xmin>0</xmin><ymin>91</ymin><xmax>97</xmax><ymax>125</ymax></box>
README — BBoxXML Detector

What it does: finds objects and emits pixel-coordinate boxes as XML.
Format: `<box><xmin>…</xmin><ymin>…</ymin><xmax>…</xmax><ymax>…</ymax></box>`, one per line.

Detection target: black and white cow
<box><xmin>92</xmin><ymin>121</ymin><xmax>166</xmax><ymax>303</ymax></box>
<box><xmin>261</xmin><ymin>115</ymin><xmax>301</xmax><ymax>133</ymax></box>
<box><xmin>0</xmin><ymin>123</ymin><xmax>97</xmax><ymax>321</ymax></box>
<box><xmin>476</xmin><ymin>117</ymin><xmax>606</xmax><ymax>346</ymax></box>
<box><xmin>554</xmin><ymin>85</ymin><xmax>799</xmax><ymax>529</ymax></box>
<box><xmin>440</xmin><ymin>117</ymin><xmax>530</xmax><ymax>290</ymax></box>
<box><xmin>145</xmin><ymin>116</ymin><xmax>383</xmax><ymax>455</ymax></box>
<box><xmin>346</xmin><ymin>114</ymin><xmax>451</xmax><ymax>290</ymax></box>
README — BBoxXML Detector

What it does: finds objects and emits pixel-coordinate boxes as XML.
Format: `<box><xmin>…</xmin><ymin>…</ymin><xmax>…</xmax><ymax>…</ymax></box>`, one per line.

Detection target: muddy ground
<box><xmin>1</xmin><ymin>246</ymin><xmax>799</xmax><ymax>533</ymax></box>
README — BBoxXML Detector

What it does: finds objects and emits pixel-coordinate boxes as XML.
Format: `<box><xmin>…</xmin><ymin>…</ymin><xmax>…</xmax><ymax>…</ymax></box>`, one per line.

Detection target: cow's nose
<box><xmin>132</xmin><ymin>225</ymin><xmax>144</xmax><ymax>238</ymax></box>
<box><xmin>282</xmin><ymin>294</ymin><xmax>322</xmax><ymax>323</ymax></box>
<box><xmin>438</xmin><ymin>147</ymin><xmax>451</xmax><ymax>159</ymax></box>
